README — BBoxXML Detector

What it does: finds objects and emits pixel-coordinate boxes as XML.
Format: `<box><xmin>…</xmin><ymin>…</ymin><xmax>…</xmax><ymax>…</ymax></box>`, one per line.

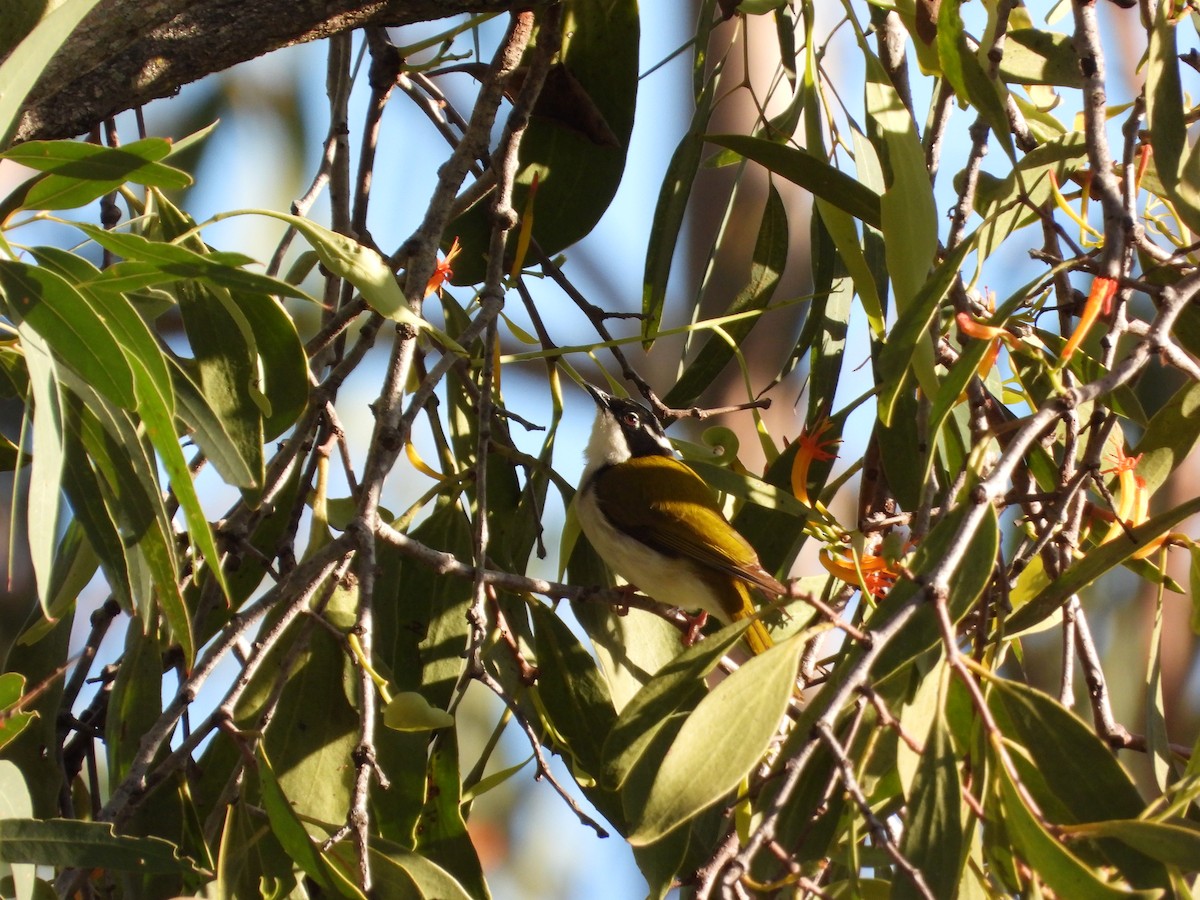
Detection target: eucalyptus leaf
<box><xmin>628</xmin><ymin>633</ymin><xmax>802</xmax><ymax>844</ymax></box>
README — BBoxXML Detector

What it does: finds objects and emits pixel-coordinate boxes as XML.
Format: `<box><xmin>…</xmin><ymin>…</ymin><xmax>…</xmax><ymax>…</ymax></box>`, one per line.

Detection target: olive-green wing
<box><xmin>593</xmin><ymin>455</ymin><xmax>785</xmax><ymax>596</ymax></box>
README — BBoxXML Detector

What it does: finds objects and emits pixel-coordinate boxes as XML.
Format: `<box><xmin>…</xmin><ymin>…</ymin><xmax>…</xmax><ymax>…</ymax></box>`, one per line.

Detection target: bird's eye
<box><xmin>622</xmin><ymin>412</ymin><xmax>640</xmax><ymax>427</ymax></box>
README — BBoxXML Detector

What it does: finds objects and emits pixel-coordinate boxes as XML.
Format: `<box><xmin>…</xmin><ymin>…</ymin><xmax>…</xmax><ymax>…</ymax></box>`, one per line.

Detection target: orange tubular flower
<box><xmin>1061</xmin><ymin>276</ymin><xmax>1118</xmax><ymax>363</ymax></box>
<box><xmin>424</xmin><ymin>237</ymin><xmax>461</xmax><ymax>299</ymax></box>
<box><xmin>790</xmin><ymin>415</ymin><xmax>840</xmax><ymax>507</ymax></box>
<box><xmin>819</xmin><ymin>548</ymin><xmax>897</xmax><ymax>599</ymax></box>
<box><xmin>1099</xmin><ymin>445</ymin><xmax>1167</xmax><ymax>558</ymax></box>
<box><xmin>955</xmin><ymin>310</ymin><xmax>1018</xmax><ymax>348</ymax></box>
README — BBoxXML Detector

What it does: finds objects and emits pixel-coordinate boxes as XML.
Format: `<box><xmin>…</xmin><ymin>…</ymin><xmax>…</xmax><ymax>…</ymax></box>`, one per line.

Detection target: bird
<box><xmin>574</xmin><ymin>383</ymin><xmax>785</xmax><ymax>655</ymax></box>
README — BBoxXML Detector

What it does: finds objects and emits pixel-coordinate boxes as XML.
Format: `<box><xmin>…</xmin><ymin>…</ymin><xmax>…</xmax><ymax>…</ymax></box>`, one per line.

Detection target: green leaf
<box><xmin>0</xmin><ymin>674</ymin><xmax>34</xmax><ymax>752</ymax></box>
<box><xmin>987</xmin><ymin>678</ymin><xmax>1169</xmax><ymax>890</ymax></box>
<box><xmin>628</xmin><ymin>633</ymin><xmax>803</xmax><ymax>844</ymax></box>
<box><xmin>132</xmin><ymin>348</ymin><xmax>226</xmax><ymax>650</ymax></box>
<box><xmin>383</xmin><ymin>692</ymin><xmax>455</xmax><ymax>732</ymax></box>
<box><xmin>1060</xmin><ymin>819</ymin><xmax>1200</xmax><ymax>871</ymax></box>
<box><xmin>987</xmin><ymin>678</ymin><xmax>1145</xmax><ymax>821</ymax></box>
<box><xmin>452</xmin><ymin>0</ymin><xmax>639</xmax><ymax>288</ymax></box>
<box><xmin>65</xmin><ymin>386</ymin><xmax>187</xmax><ymax>649</ymax></box>
<box><xmin>27</xmin><ymin>246</ymin><xmax>173</xmax><ymax>402</ymax></box>
<box><xmin>208</xmin><ymin>210</ymin><xmax>463</xmax><ymax>351</ymax></box>
<box><xmin>0</xmin><ymin>761</ymin><xmax>35</xmax><ymax>898</ymax></box>
<box><xmin>1146</xmin><ymin>4</ymin><xmax>1200</xmax><ymax>234</ymax></box>
<box><xmin>531</xmin><ymin>601</ymin><xmax>618</xmax><ymax>776</ymax></box>
<box><xmin>1000</xmin><ymin>29</ymin><xmax>1085</xmax><ymax>88</ymax></box>
<box><xmin>413</xmin><ymin>729</ymin><xmax>489</xmax><ymax>899</ymax></box>
<box><xmin>169</xmin><ymin>357</ymin><xmax>259</xmax><ymax>490</ymax></box>
<box><xmin>174</xmin><ymin>279</ymin><xmax>264</xmax><ymax>489</ymax></box>
<box><xmin>75</xmin><ymin>224</ymin><xmax>312</xmax><ymax>300</ymax></box>
<box><xmin>0</xmin><ymin>0</ymin><xmax>107</xmax><ymax>146</ymax></box>
<box><xmin>936</xmin><ymin>0</ymin><xmax>1013</xmax><ymax>161</ymax></box>
<box><xmin>237</xmin><ymin>289</ymin><xmax>308</xmax><ymax>441</ymax></box>
<box><xmin>688</xmin><ymin>459</ymin><xmax>808</xmax><ymax>518</ymax></box>
<box><xmin>993</xmin><ymin>765</ymin><xmax>1155</xmax><ymax>899</ymax></box>
<box><xmin>215</xmin><ymin>800</ymin><xmax>299</xmax><ymax>899</ymax></box>
<box><xmin>256</xmin><ymin>749</ymin><xmax>366</xmax><ymax>899</ymax></box>
<box><xmin>663</xmin><ymin>182</ymin><xmax>789</xmax><ymax>406</ymax></box>
<box><xmin>1134</xmin><ymin>380</ymin><xmax>1200</xmax><ymax>494</ymax></box>
<box><xmin>58</xmin><ymin>420</ymin><xmax>133</xmax><ymax>612</ymax></box>
<box><xmin>369</xmin><ymin>841</ymin><xmax>475</xmax><ymax>900</ymax></box>
<box><xmin>20</xmin><ymin>324</ymin><xmax>66</xmax><ymax>612</ymax></box>
<box><xmin>865</xmin><ymin>50</ymin><xmax>938</xmax><ymax>314</ymax></box>
<box><xmin>805</xmin><ymin>227</ymin><xmax>855</xmax><ymax>415</ymax></box>
<box><xmin>604</xmin><ymin>619</ymin><xmax>750</xmax><ymax>790</ymax></box>
<box><xmin>105</xmin><ymin>625</ymin><xmax>164</xmax><ymax>784</ymax></box>
<box><xmin>876</xmin><ymin>237</ymin><xmax>975</xmax><ymax>426</ymax></box>
<box><xmin>1191</xmin><ymin>545</ymin><xmax>1200</xmax><ymax>636</ymax></box>
<box><xmin>1</xmin><ymin>138</ymin><xmax>191</xmax><ymax>212</ymax></box>
<box><xmin>641</xmin><ymin>73</ymin><xmax>717</xmax><ymax>344</ymax></box>
<box><xmin>1006</xmin><ymin>495</ymin><xmax>1200</xmax><ymax>634</ymax></box>
<box><xmin>706</xmin><ymin>134</ymin><xmax>881</xmax><ymax>229</ymax></box>
<box><xmin>0</xmin><ymin>818</ymin><xmax>201</xmax><ymax>874</ymax></box>
<box><xmin>896</xmin><ymin>700</ymin><xmax>963</xmax><ymax>899</ymax></box>
<box><xmin>0</xmin><ymin>260</ymin><xmax>136</xmax><ymax>410</ymax></box>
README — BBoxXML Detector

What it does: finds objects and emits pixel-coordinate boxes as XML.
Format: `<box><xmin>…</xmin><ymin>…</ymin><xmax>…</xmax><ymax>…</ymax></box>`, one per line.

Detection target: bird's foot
<box><xmin>679</xmin><ymin>609</ymin><xmax>709</xmax><ymax>647</ymax></box>
<box><xmin>610</xmin><ymin>583</ymin><xmax>641</xmax><ymax>616</ymax></box>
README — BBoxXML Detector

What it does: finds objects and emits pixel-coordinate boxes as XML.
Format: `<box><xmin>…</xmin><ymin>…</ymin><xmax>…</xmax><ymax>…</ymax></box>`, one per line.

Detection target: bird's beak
<box><xmin>583</xmin><ymin>382</ymin><xmax>610</xmax><ymax>409</ymax></box>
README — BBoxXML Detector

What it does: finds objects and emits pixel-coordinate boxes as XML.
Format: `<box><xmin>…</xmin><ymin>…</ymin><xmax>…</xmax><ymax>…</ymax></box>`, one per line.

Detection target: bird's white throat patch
<box><xmin>583</xmin><ymin>409</ymin><xmax>633</xmax><ymax>473</ymax></box>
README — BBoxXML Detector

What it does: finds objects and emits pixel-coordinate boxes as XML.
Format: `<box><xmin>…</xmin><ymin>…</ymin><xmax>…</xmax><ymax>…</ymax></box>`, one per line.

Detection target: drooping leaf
<box><xmin>628</xmin><ymin>633</ymin><xmax>802</xmax><ymax>845</ymax></box>
<box><xmin>1146</xmin><ymin>4</ymin><xmax>1200</xmax><ymax>234</ymax></box>
<box><xmin>876</xmin><ymin>237</ymin><xmax>975</xmax><ymax>426</ymax></box>
<box><xmin>641</xmin><ymin>70</ymin><xmax>717</xmax><ymax>343</ymax></box>
<box><xmin>413</xmin><ymin>728</ymin><xmax>490</xmax><ymax>899</ymax></box>
<box><xmin>369</xmin><ymin>840</ymin><xmax>475</xmax><ymax>900</ymax></box>
<box><xmin>531</xmin><ymin>600</ymin><xmax>618</xmax><ymax>777</ymax></box>
<box><xmin>0</xmin><ymin>260</ymin><xmax>136</xmax><ymax>410</ymax></box>
<box><xmin>105</xmin><ymin>624</ymin><xmax>164</xmax><ymax>784</ymax></box>
<box><xmin>255</xmin><ymin>749</ymin><xmax>366</xmax><ymax>899</ymax></box>
<box><xmin>895</xmin><ymin>697</ymin><xmax>964</xmax><ymax>900</ymax></box>
<box><xmin>936</xmin><ymin>0</ymin><xmax>1013</xmax><ymax>160</ymax></box>
<box><xmin>604</xmin><ymin>618</ymin><xmax>749</xmax><ymax>790</ymax></box>
<box><xmin>74</xmin><ymin>223</ymin><xmax>312</xmax><ymax>302</ymax></box>
<box><xmin>706</xmin><ymin>134</ymin><xmax>881</xmax><ymax>229</ymax></box>
<box><xmin>0</xmin><ymin>674</ymin><xmax>34</xmax><ymax>752</ymax></box>
<box><xmin>383</xmin><ymin>692</ymin><xmax>456</xmax><ymax>732</ymax></box>
<box><xmin>1059</xmin><ymin>819</ymin><xmax>1200</xmax><ymax>871</ymax></box>
<box><xmin>993</xmin><ymin>763</ymin><xmax>1155</xmax><ymax>899</ymax></box>
<box><xmin>663</xmin><ymin>182</ymin><xmax>789</xmax><ymax>406</ymax></box>
<box><xmin>19</xmin><ymin>324</ymin><xmax>66</xmax><ymax>613</ymax></box>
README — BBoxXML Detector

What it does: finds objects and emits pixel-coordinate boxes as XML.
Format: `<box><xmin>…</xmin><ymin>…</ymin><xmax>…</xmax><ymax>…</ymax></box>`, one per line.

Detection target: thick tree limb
<box><xmin>8</xmin><ymin>0</ymin><xmax>522</xmax><ymax>145</ymax></box>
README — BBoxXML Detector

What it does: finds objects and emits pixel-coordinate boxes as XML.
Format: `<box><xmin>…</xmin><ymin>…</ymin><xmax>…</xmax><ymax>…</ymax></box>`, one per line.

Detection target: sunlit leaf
<box><xmin>628</xmin><ymin>634</ymin><xmax>802</xmax><ymax>844</ymax></box>
<box><xmin>256</xmin><ymin>749</ymin><xmax>366</xmax><ymax>899</ymax></box>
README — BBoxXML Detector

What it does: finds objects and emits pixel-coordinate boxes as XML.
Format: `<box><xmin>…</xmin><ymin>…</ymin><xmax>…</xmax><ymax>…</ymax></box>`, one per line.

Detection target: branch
<box><xmin>9</xmin><ymin>0</ymin><xmax>522</xmax><ymax>145</ymax></box>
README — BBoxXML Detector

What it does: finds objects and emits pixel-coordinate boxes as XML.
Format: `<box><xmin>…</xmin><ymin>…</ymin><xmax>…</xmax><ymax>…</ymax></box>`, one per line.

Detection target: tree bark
<box><xmin>10</xmin><ymin>0</ymin><xmax>524</xmax><ymax>144</ymax></box>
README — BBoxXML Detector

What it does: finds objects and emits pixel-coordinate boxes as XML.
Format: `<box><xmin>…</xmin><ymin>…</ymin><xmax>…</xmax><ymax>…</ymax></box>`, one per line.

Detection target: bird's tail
<box><xmin>739</xmin><ymin>614</ymin><xmax>774</xmax><ymax>656</ymax></box>
<box><xmin>729</xmin><ymin>578</ymin><xmax>777</xmax><ymax>657</ymax></box>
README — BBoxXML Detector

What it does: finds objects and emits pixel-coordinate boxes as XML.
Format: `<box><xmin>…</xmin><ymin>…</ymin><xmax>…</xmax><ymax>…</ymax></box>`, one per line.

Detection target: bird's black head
<box><xmin>583</xmin><ymin>384</ymin><xmax>673</xmax><ymax>463</ymax></box>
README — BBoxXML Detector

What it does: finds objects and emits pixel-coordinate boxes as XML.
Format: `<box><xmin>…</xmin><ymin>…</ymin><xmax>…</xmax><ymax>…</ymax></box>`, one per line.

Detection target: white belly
<box><xmin>575</xmin><ymin>485</ymin><xmax>729</xmax><ymax>623</ymax></box>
